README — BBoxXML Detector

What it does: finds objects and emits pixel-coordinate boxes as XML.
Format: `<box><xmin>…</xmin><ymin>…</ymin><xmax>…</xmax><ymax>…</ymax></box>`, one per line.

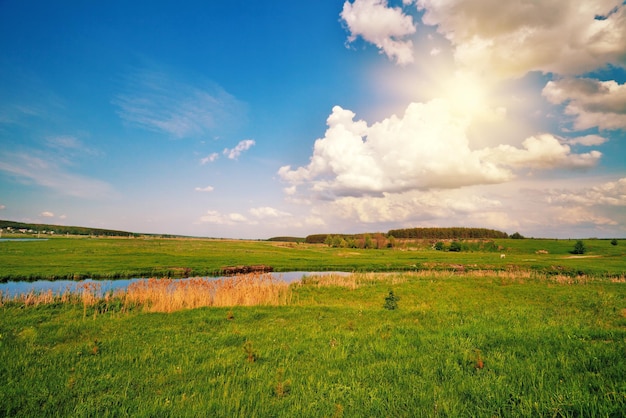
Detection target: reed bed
<box><xmin>125</xmin><ymin>273</ymin><xmax>291</xmax><ymax>312</ymax></box>
<box><xmin>0</xmin><ymin>273</ymin><xmax>291</xmax><ymax>312</ymax></box>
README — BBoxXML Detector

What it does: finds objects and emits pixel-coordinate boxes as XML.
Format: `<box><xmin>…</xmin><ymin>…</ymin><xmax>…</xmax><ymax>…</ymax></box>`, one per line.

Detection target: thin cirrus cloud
<box><xmin>113</xmin><ymin>69</ymin><xmax>246</xmax><ymax>139</ymax></box>
<box><xmin>0</xmin><ymin>152</ymin><xmax>117</xmax><ymax>199</ymax></box>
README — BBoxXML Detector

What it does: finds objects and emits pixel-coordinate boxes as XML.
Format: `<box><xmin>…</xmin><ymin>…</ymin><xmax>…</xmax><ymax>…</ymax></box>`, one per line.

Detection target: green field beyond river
<box><xmin>1</xmin><ymin>237</ymin><xmax>625</xmax><ymax>416</ymax></box>
<box><xmin>1</xmin><ymin>236</ymin><xmax>625</xmax><ymax>281</ymax></box>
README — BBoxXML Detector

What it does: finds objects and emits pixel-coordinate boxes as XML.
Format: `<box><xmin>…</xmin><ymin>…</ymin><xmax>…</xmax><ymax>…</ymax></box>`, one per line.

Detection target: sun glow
<box><xmin>442</xmin><ymin>72</ymin><xmax>489</xmax><ymax>116</ymax></box>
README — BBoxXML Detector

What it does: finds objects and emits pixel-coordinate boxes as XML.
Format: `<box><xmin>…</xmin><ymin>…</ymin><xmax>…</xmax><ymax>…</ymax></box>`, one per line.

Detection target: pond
<box><xmin>0</xmin><ymin>271</ymin><xmax>348</xmax><ymax>297</ymax></box>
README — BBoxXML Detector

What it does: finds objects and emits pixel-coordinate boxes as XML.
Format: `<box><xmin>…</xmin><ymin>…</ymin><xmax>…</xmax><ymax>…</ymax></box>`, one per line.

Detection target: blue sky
<box><xmin>1</xmin><ymin>0</ymin><xmax>625</xmax><ymax>239</ymax></box>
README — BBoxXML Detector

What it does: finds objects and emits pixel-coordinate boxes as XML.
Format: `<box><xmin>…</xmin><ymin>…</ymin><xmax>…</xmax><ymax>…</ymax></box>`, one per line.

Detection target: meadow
<box><xmin>1</xmin><ymin>236</ymin><xmax>625</xmax><ymax>416</ymax></box>
<box><xmin>0</xmin><ymin>235</ymin><xmax>625</xmax><ymax>281</ymax></box>
<box><xmin>1</xmin><ymin>272</ymin><xmax>625</xmax><ymax>416</ymax></box>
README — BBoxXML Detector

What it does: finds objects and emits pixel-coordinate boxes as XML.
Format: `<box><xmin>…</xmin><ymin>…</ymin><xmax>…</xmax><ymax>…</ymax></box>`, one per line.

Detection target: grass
<box><xmin>1</xmin><ymin>272</ymin><xmax>625</xmax><ymax>416</ymax></box>
<box><xmin>0</xmin><ymin>236</ymin><xmax>625</xmax><ymax>281</ymax></box>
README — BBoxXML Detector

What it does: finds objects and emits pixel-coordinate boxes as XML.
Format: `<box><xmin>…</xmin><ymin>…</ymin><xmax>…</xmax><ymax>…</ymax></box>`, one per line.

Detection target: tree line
<box><xmin>387</xmin><ymin>227</ymin><xmax>508</xmax><ymax>239</ymax></box>
<box><xmin>0</xmin><ymin>220</ymin><xmax>138</xmax><ymax>237</ymax></box>
<box><xmin>305</xmin><ymin>227</ymin><xmax>509</xmax><ymax>245</ymax></box>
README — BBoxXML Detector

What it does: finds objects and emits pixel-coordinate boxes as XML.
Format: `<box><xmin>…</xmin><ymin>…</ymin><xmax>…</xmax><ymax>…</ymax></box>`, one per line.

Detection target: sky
<box><xmin>1</xmin><ymin>0</ymin><xmax>625</xmax><ymax>239</ymax></box>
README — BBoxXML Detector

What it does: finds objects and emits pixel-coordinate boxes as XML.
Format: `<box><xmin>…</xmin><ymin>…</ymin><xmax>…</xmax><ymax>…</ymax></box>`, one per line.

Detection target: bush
<box><xmin>449</xmin><ymin>241</ymin><xmax>462</xmax><ymax>252</ymax></box>
<box><xmin>611</xmin><ymin>239</ymin><xmax>618</xmax><ymax>246</ymax></box>
<box><xmin>383</xmin><ymin>290</ymin><xmax>399</xmax><ymax>310</ymax></box>
<box><xmin>572</xmin><ymin>240</ymin><xmax>586</xmax><ymax>255</ymax></box>
<box><xmin>434</xmin><ymin>241</ymin><xmax>445</xmax><ymax>251</ymax></box>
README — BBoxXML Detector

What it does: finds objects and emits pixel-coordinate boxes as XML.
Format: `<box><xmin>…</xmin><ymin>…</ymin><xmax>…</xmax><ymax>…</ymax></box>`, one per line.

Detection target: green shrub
<box><xmin>383</xmin><ymin>290</ymin><xmax>399</xmax><ymax>310</ymax></box>
<box><xmin>572</xmin><ymin>240</ymin><xmax>586</xmax><ymax>255</ymax></box>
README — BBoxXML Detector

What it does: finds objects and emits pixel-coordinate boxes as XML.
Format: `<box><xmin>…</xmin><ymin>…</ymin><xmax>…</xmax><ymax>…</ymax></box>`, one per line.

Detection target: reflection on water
<box><xmin>0</xmin><ymin>272</ymin><xmax>348</xmax><ymax>297</ymax></box>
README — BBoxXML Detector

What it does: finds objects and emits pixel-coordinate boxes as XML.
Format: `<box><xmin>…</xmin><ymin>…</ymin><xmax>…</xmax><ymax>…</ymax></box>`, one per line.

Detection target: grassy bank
<box><xmin>1</xmin><ymin>272</ymin><xmax>625</xmax><ymax>416</ymax></box>
<box><xmin>1</xmin><ymin>236</ymin><xmax>625</xmax><ymax>281</ymax></box>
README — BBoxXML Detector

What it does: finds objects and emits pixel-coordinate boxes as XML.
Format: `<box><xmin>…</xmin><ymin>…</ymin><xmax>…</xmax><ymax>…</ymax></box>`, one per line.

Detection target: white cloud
<box><xmin>114</xmin><ymin>69</ymin><xmax>245</xmax><ymax>139</ymax></box>
<box><xmin>416</xmin><ymin>0</ymin><xmax>626</xmax><ymax>78</ymax></box>
<box><xmin>547</xmin><ymin>177</ymin><xmax>626</xmax><ymax>206</ymax></box>
<box><xmin>479</xmin><ymin>134</ymin><xmax>602</xmax><ymax>170</ymax></box>
<box><xmin>40</xmin><ymin>211</ymin><xmax>54</xmax><ymax>217</ymax></box>
<box><xmin>566</xmin><ymin>134</ymin><xmax>608</xmax><ymax>146</ymax></box>
<box><xmin>224</xmin><ymin>139</ymin><xmax>255</xmax><ymax>160</ymax></box>
<box><xmin>278</xmin><ymin>101</ymin><xmax>601</xmax><ymax>199</ymax></box>
<box><xmin>199</xmin><ymin>210</ymin><xmax>249</xmax><ymax>225</ymax></box>
<box><xmin>0</xmin><ymin>204</ymin><xmax>5</xmax><ymax>210</ymax></box>
<box><xmin>249</xmin><ymin>206</ymin><xmax>292</xmax><ymax>219</ymax></box>
<box><xmin>0</xmin><ymin>152</ymin><xmax>117</xmax><ymax>199</ymax></box>
<box><xmin>543</xmin><ymin>78</ymin><xmax>626</xmax><ymax>130</ymax></box>
<box><xmin>200</xmin><ymin>153</ymin><xmax>219</xmax><ymax>164</ymax></box>
<box><xmin>194</xmin><ymin>186</ymin><xmax>214</xmax><ymax>192</ymax></box>
<box><xmin>341</xmin><ymin>0</ymin><xmax>417</xmax><ymax>65</ymax></box>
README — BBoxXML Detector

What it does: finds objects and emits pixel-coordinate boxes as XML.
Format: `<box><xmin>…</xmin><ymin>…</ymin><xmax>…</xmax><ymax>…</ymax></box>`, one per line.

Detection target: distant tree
<box><xmin>434</xmin><ymin>241</ymin><xmax>445</xmax><ymax>251</ymax></box>
<box><xmin>611</xmin><ymin>239</ymin><xmax>618</xmax><ymax>246</ymax></box>
<box><xmin>572</xmin><ymin>240</ymin><xmax>586</xmax><ymax>255</ymax></box>
<box><xmin>510</xmin><ymin>232</ymin><xmax>524</xmax><ymax>239</ymax></box>
<box><xmin>449</xmin><ymin>241</ymin><xmax>462</xmax><ymax>252</ymax></box>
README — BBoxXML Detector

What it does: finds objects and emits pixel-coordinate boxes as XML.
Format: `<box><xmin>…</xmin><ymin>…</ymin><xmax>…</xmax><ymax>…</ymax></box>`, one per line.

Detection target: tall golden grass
<box><xmin>125</xmin><ymin>274</ymin><xmax>291</xmax><ymax>312</ymax></box>
<box><xmin>0</xmin><ymin>273</ymin><xmax>291</xmax><ymax>312</ymax></box>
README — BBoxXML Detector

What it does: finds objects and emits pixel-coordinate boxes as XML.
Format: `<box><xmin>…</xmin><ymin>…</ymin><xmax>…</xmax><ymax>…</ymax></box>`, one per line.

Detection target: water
<box><xmin>0</xmin><ymin>238</ymin><xmax>49</xmax><ymax>242</ymax></box>
<box><xmin>0</xmin><ymin>271</ymin><xmax>348</xmax><ymax>297</ymax></box>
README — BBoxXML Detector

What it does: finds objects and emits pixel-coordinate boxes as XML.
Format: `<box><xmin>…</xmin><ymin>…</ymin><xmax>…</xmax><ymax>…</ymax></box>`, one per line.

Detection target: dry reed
<box><xmin>2</xmin><ymin>270</ymin><xmax>622</xmax><ymax>311</ymax></box>
<box><xmin>124</xmin><ymin>273</ymin><xmax>291</xmax><ymax>312</ymax></box>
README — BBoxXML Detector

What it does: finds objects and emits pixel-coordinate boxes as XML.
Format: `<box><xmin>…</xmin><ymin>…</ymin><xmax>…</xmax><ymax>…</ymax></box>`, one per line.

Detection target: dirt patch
<box><xmin>564</xmin><ymin>255</ymin><xmax>601</xmax><ymax>259</ymax></box>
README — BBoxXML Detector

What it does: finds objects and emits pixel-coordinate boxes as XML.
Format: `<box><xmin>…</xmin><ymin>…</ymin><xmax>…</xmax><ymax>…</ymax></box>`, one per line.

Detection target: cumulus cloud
<box><xmin>566</xmin><ymin>134</ymin><xmax>608</xmax><ymax>146</ymax></box>
<box><xmin>341</xmin><ymin>0</ymin><xmax>417</xmax><ymax>64</ymax></box>
<box><xmin>249</xmin><ymin>206</ymin><xmax>292</xmax><ymax>219</ymax></box>
<box><xmin>40</xmin><ymin>211</ymin><xmax>54</xmax><ymax>217</ymax></box>
<box><xmin>543</xmin><ymin>78</ymin><xmax>626</xmax><ymax>130</ymax></box>
<box><xmin>200</xmin><ymin>153</ymin><xmax>219</xmax><ymax>164</ymax></box>
<box><xmin>114</xmin><ymin>69</ymin><xmax>245</xmax><ymax>139</ymax></box>
<box><xmin>326</xmin><ymin>188</ymin><xmax>503</xmax><ymax>224</ymax></box>
<box><xmin>224</xmin><ymin>139</ymin><xmax>255</xmax><ymax>160</ymax></box>
<box><xmin>194</xmin><ymin>186</ymin><xmax>214</xmax><ymax>192</ymax></box>
<box><xmin>547</xmin><ymin>177</ymin><xmax>626</xmax><ymax>206</ymax></box>
<box><xmin>199</xmin><ymin>210</ymin><xmax>249</xmax><ymax>225</ymax></box>
<box><xmin>479</xmin><ymin>134</ymin><xmax>602</xmax><ymax>170</ymax></box>
<box><xmin>416</xmin><ymin>0</ymin><xmax>626</xmax><ymax>78</ymax></box>
<box><xmin>278</xmin><ymin>101</ymin><xmax>601</xmax><ymax>199</ymax></box>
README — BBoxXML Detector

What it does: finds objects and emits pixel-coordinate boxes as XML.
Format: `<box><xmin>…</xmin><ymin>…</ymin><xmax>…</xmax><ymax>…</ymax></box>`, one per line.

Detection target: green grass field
<box><xmin>1</xmin><ymin>272</ymin><xmax>625</xmax><ymax>416</ymax></box>
<box><xmin>0</xmin><ymin>236</ymin><xmax>625</xmax><ymax>281</ymax></box>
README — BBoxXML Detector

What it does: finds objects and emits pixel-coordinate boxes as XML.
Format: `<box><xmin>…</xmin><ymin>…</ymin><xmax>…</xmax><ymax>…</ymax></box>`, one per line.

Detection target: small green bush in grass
<box><xmin>383</xmin><ymin>290</ymin><xmax>399</xmax><ymax>310</ymax></box>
